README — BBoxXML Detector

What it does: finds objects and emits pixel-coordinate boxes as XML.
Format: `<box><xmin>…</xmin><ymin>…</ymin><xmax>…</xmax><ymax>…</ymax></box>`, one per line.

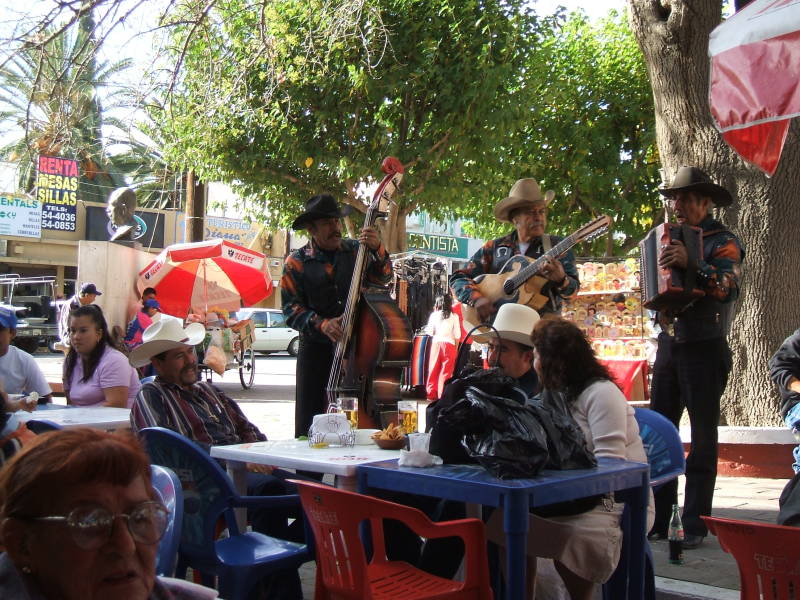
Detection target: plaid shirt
<box><xmin>280</xmin><ymin>238</ymin><xmax>392</xmax><ymax>340</ymax></box>
<box><xmin>130</xmin><ymin>378</ymin><xmax>265</xmax><ymax>451</ymax></box>
<box><xmin>450</xmin><ymin>231</ymin><xmax>580</xmax><ymax>315</ymax></box>
<box><xmin>692</xmin><ymin>216</ymin><xmax>743</xmax><ymax>303</ymax></box>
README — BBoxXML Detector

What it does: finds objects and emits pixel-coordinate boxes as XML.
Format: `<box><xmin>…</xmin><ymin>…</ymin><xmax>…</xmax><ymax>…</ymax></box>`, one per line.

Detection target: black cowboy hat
<box><xmin>659</xmin><ymin>166</ymin><xmax>733</xmax><ymax>206</ymax></box>
<box><xmin>290</xmin><ymin>194</ymin><xmax>354</xmax><ymax>230</ymax></box>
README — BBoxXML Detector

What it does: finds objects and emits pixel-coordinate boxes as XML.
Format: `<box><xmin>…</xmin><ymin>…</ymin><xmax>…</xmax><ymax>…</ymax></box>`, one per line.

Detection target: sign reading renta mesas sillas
<box><xmin>36</xmin><ymin>155</ymin><xmax>79</xmax><ymax>232</ymax></box>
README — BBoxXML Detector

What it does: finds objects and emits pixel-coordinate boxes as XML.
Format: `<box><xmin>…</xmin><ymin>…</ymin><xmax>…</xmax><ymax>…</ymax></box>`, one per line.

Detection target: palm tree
<box><xmin>0</xmin><ymin>13</ymin><xmax>131</xmax><ymax>203</ymax></box>
<box><xmin>105</xmin><ymin>96</ymin><xmax>185</xmax><ymax>210</ymax></box>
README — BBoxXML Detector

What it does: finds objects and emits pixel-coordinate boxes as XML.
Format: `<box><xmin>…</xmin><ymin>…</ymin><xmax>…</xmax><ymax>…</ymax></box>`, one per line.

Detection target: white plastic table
<box><xmin>210</xmin><ymin>439</ymin><xmax>402</xmax><ymax>478</ymax></box>
<box><xmin>211</xmin><ymin>439</ymin><xmax>402</xmax><ymax>527</ymax></box>
<box><xmin>16</xmin><ymin>406</ymin><xmax>131</xmax><ymax>431</ymax></box>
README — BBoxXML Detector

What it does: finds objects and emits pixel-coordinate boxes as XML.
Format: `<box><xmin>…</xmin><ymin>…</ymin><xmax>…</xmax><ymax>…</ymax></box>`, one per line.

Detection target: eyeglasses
<box><xmin>24</xmin><ymin>501</ymin><xmax>168</xmax><ymax>550</ymax></box>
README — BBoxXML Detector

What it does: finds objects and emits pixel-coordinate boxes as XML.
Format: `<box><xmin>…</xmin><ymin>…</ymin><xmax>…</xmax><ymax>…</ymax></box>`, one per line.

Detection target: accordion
<box><xmin>639</xmin><ymin>223</ymin><xmax>705</xmax><ymax>311</ymax></box>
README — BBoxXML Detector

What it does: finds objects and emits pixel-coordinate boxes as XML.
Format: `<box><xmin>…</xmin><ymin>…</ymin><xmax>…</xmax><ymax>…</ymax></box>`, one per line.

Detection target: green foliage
<box><xmin>462</xmin><ymin>10</ymin><xmax>662</xmax><ymax>255</ymax></box>
<box><xmin>105</xmin><ymin>96</ymin><xmax>185</xmax><ymax>210</ymax></box>
<box><xmin>0</xmin><ymin>14</ymin><xmax>130</xmax><ymax>203</ymax></box>
<box><xmin>160</xmin><ymin>0</ymin><xmax>545</xmax><ymax>234</ymax></box>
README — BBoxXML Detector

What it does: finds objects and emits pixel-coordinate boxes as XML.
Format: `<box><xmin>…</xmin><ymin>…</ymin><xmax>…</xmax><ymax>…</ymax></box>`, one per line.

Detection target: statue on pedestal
<box><xmin>107</xmin><ymin>187</ymin><xmax>138</xmax><ymax>241</ymax></box>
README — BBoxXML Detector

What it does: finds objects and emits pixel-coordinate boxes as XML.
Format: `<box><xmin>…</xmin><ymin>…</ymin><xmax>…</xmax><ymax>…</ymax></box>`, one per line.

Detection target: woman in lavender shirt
<box><xmin>62</xmin><ymin>306</ymin><xmax>140</xmax><ymax>408</ymax></box>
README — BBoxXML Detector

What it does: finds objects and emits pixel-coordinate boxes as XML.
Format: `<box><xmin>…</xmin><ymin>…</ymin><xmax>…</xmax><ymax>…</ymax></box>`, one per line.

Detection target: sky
<box><xmin>532</xmin><ymin>0</ymin><xmax>628</xmax><ymax>20</ymax></box>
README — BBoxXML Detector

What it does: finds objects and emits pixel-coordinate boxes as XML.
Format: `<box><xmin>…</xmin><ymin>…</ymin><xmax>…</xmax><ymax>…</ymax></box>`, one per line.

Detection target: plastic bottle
<box><xmin>668</xmin><ymin>503</ymin><xmax>684</xmax><ymax>565</ymax></box>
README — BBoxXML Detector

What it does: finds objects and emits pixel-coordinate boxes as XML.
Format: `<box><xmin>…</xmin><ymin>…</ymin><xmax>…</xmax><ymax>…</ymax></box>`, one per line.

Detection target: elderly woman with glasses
<box><xmin>0</xmin><ymin>428</ymin><xmax>201</xmax><ymax>600</ymax></box>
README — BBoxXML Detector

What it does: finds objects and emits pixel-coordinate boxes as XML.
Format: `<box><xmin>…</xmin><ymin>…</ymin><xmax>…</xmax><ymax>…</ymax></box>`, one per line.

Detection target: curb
<box><xmin>655</xmin><ymin>576</ymin><xmax>738</xmax><ymax>600</ymax></box>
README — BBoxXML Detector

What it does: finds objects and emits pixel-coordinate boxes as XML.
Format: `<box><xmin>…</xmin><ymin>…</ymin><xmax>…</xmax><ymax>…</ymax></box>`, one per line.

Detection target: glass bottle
<box><xmin>668</xmin><ymin>503</ymin><xmax>684</xmax><ymax>565</ymax></box>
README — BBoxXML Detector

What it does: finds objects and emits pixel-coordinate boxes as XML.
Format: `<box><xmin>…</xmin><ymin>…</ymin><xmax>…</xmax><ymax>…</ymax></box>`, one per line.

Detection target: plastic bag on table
<box><xmin>439</xmin><ymin>386</ymin><xmax>549</xmax><ymax>479</ymax></box>
<box><xmin>428</xmin><ymin>366</ymin><xmax>528</xmax><ymax>464</ymax></box>
<box><xmin>204</xmin><ymin>345</ymin><xmax>227</xmax><ymax>376</ymax></box>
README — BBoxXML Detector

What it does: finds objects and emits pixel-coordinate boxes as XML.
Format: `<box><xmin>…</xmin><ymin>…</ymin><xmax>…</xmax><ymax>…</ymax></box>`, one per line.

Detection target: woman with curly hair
<box><xmin>63</xmin><ymin>305</ymin><xmax>140</xmax><ymax>408</ymax></box>
<box><xmin>488</xmin><ymin>316</ymin><xmax>653</xmax><ymax>599</ymax></box>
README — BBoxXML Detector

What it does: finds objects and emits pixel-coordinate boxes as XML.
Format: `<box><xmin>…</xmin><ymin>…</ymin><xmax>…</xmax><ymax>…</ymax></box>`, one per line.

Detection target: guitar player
<box><xmin>450</xmin><ymin>178</ymin><xmax>580</xmax><ymax>322</ymax></box>
<box><xmin>648</xmin><ymin>166</ymin><xmax>744</xmax><ymax>550</ymax></box>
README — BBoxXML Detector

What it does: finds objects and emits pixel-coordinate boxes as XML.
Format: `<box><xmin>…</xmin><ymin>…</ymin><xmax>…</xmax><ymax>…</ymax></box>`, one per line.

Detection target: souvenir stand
<box><xmin>562</xmin><ymin>256</ymin><xmax>656</xmax><ymax>403</ymax></box>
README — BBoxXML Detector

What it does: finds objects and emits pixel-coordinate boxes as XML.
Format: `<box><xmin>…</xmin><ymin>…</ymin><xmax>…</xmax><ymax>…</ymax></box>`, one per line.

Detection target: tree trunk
<box><xmin>629</xmin><ymin>0</ymin><xmax>800</xmax><ymax>426</ymax></box>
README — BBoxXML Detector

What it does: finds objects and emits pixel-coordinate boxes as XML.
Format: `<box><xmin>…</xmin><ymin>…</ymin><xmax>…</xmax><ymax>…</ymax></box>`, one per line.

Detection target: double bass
<box><xmin>326</xmin><ymin>157</ymin><xmax>413</xmax><ymax>429</ymax></box>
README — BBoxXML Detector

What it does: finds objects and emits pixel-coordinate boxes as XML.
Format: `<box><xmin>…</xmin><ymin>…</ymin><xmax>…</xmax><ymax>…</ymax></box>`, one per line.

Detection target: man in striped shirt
<box><xmin>129</xmin><ymin>318</ymin><xmax>304</xmax><ymax>599</ymax></box>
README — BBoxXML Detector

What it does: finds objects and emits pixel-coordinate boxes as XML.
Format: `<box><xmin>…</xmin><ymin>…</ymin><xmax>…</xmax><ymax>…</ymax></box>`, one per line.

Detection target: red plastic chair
<box><xmin>291</xmin><ymin>479</ymin><xmax>492</xmax><ymax>599</ymax></box>
<box><xmin>703</xmin><ymin>516</ymin><xmax>800</xmax><ymax>599</ymax></box>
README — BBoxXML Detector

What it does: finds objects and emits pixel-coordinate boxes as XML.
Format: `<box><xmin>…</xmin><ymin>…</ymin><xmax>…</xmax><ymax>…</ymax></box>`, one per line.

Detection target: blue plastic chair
<box><xmin>634</xmin><ymin>407</ymin><xmax>686</xmax><ymax>490</ymax></box>
<box><xmin>25</xmin><ymin>419</ymin><xmax>63</xmax><ymax>433</ymax></box>
<box><xmin>150</xmin><ymin>464</ymin><xmax>183</xmax><ymax>577</ymax></box>
<box><xmin>602</xmin><ymin>408</ymin><xmax>685</xmax><ymax>600</ymax></box>
<box><xmin>139</xmin><ymin>427</ymin><xmax>313</xmax><ymax>600</ymax></box>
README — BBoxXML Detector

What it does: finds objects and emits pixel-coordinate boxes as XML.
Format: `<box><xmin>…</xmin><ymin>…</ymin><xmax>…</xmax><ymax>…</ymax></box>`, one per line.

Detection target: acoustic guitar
<box><xmin>461</xmin><ymin>215</ymin><xmax>611</xmax><ymax>330</ymax></box>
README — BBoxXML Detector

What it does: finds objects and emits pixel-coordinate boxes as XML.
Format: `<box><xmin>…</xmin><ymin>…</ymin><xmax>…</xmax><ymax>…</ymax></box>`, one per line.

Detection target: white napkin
<box><xmin>398</xmin><ymin>449</ymin><xmax>443</xmax><ymax>467</ymax></box>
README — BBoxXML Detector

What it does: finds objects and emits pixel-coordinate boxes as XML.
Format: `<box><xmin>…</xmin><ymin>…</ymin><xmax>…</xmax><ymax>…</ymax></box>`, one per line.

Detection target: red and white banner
<box><xmin>709</xmin><ymin>0</ymin><xmax>800</xmax><ymax>175</ymax></box>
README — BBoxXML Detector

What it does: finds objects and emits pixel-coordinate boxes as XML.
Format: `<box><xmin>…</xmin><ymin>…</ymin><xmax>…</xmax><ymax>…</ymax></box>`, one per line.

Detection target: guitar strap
<box><xmin>542</xmin><ymin>235</ymin><xmax>552</xmax><ymax>252</ymax></box>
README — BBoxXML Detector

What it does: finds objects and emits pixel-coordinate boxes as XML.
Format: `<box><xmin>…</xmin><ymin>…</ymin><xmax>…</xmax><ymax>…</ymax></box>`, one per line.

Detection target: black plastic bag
<box><xmin>439</xmin><ymin>385</ymin><xmax>549</xmax><ymax>479</ymax></box>
<box><xmin>527</xmin><ymin>389</ymin><xmax>597</xmax><ymax>471</ymax></box>
<box><xmin>428</xmin><ymin>366</ymin><xmax>526</xmax><ymax>464</ymax></box>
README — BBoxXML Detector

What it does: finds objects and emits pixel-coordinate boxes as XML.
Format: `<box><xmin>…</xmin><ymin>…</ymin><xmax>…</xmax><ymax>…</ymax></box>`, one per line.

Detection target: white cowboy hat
<box><xmin>128</xmin><ymin>316</ymin><xmax>206</xmax><ymax>368</ymax></box>
<box><xmin>494</xmin><ymin>179</ymin><xmax>556</xmax><ymax>223</ymax></box>
<box><xmin>471</xmin><ymin>303</ymin><xmax>540</xmax><ymax>347</ymax></box>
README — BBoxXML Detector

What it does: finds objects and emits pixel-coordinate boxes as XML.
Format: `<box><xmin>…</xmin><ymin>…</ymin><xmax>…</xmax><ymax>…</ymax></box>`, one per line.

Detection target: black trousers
<box><xmin>294</xmin><ymin>337</ymin><xmax>334</xmax><ymax>438</ymax></box>
<box><xmin>649</xmin><ymin>333</ymin><xmax>732</xmax><ymax>537</ymax></box>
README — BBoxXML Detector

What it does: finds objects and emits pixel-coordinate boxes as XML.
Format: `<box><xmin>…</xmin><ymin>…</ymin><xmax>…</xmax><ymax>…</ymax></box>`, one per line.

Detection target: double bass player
<box><xmin>281</xmin><ymin>194</ymin><xmax>391</xmax><ymax>438</ymax></box>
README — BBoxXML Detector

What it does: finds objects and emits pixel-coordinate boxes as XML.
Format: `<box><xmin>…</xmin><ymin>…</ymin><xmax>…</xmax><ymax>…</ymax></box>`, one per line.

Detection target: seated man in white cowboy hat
<box><xmin>450</xmin><ymin>178</ymin><xmax>580</xmax><ymax>323</ymax></box>
<box><xmin>471</xmin><ymin>303</ymin><xmax>541</xmax><ymax>395</ymax></box>
<box><xmin>128</xmin><ymin>317</ymin><xmax>305</xmax><ymax>599</ymax></box>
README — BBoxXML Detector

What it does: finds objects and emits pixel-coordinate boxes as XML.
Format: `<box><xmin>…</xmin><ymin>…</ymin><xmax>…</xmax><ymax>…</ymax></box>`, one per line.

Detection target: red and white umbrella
<box><xmin>709</xmin><ymin>0</ymin><xmax>800</xmax><ymax>175</ymax></box>
<box><xmin>138</xmin><ymin>239</ymin><xmax>273</xmax><ymax>318</ymax></box>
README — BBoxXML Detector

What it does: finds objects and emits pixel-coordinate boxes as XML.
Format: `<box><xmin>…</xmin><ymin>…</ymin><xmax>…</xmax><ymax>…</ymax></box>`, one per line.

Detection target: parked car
<box><xmin>234</xmin><ymin>308</ymin><xmax>299</xmax><ymax>356</ymax></box>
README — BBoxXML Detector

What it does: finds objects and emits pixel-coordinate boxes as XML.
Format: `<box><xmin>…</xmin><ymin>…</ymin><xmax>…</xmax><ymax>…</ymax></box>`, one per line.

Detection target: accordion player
<box><xmin>639</xmin><ymin>223</ymin><xmax>705</xmax><ymax>311</ymax></box>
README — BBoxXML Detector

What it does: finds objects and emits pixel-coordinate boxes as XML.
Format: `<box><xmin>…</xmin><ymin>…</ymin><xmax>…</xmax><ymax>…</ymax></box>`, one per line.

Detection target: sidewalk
<box><xmin>651</xmin><ymin>474</ymin><xmax>786</xmax><ymax>599</ymax></box>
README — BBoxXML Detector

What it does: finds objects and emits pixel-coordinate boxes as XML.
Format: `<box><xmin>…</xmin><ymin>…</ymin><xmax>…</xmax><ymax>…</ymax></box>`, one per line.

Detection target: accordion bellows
<box><xmin>639</xmin><ymin>223</ymin><xmax>705</xmax><ymax>311</ymax></box>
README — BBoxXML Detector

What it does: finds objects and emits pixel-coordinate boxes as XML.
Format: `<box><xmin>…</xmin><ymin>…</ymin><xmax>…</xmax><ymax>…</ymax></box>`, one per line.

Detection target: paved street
<box><xmin>33</xmin><ymin>350</ymin><xmax>299</xmax><ymax>440</ymax></box>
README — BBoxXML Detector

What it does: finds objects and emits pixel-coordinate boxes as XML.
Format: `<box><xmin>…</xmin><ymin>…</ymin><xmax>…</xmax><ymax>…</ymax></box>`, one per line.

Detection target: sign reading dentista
<box><xmin>36</xmin><ymin>155</ymin><xmax>79</xmax><ymax>232</ymax></box>
<box><xmin>407</xmin><ymin>231</ymin><xmax>468</xmax><ymax>258</ymax></box>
